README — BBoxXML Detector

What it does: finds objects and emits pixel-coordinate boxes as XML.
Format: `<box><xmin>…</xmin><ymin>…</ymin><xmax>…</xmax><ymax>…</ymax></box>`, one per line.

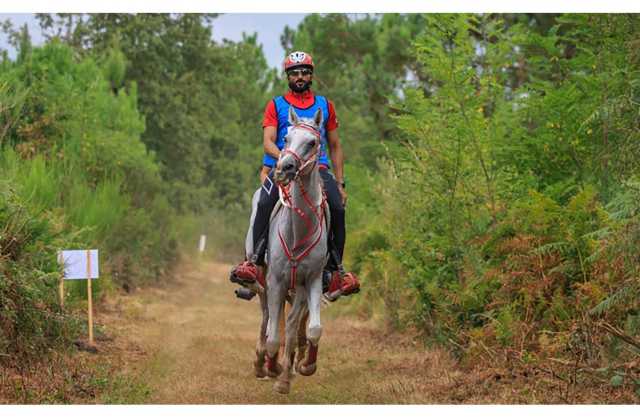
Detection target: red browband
<box><xmin>294</xmin><ymin>123</ymin><xmax>321</xmax><ymax>138</ymax></box>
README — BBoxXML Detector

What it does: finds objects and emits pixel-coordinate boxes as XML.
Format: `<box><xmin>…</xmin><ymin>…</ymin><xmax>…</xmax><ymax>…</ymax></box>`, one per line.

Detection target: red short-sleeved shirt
<box><xmin>262</xmin><ymin>89</ymin><xmax>339</xmax><ymax>131</ymax></box>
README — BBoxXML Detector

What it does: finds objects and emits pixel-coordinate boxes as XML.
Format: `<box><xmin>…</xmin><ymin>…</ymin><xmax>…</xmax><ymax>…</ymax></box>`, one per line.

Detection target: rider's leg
<box><xmin>252</xmin><ymin>169</ymin><xmax>279</xmax><ymax>264</ymax></box>
<box><xmin>319</xmin><ymin>168</ymin><xmax>360</xmax><ymax>296</ymax></box>
<box><xmin>318</xmin><ymin>168</ymin><xmax>345</xmax><ymax>268</ymax></box>
<box><xmin>231</xmin><ymin>168</ymin><xmax>279</xmax><ymax>284</ymax></box>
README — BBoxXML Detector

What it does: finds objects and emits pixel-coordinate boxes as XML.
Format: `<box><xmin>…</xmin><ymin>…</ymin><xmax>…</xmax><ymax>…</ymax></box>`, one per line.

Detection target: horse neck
<box><xmin>284</xmin><ymin>166</ymin><xmax>322</xmax><ymax>244</ymax></box>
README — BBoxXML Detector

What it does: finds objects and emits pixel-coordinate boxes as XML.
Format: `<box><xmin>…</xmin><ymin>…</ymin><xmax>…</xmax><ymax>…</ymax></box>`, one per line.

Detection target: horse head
<box><xmin>274</xmin><ymin>107</ymin><xmax>323</xmax><ymax>186</ymax></box>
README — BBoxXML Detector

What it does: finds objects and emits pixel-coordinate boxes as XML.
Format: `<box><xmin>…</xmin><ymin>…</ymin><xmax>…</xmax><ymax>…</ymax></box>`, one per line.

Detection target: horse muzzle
<box><xmin>274</xmin><ymin>158</ymin><xmax>298</xmax><ymax>185</ymax></box>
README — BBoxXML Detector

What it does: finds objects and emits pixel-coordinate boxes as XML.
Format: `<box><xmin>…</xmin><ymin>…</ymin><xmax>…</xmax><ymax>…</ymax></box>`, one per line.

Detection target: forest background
<box><xmin>1</xmin><ymin>13</ymin><xmax>639</xmax><ymax>400</ymax></box>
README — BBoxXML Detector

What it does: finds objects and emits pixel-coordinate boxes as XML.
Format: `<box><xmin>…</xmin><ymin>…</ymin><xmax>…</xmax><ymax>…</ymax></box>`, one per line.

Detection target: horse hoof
<box><xmin>297</xmin><ymin>362</ymin><xmax>316</xmax><ymax>376</ymax></box>
<box><xmin>274</xmin><ymin>380</ymin><xmax>290</xmax><ymax>394</ymax></box>
<box><xmin>254</xmin><ymin>363</ymin><xmax>267</xmax><ymax>379</ymax></box>
<box><xmin>267</xmin><ymin>362</ymin><xmax>283</xmax><ymax>378</ymax></box>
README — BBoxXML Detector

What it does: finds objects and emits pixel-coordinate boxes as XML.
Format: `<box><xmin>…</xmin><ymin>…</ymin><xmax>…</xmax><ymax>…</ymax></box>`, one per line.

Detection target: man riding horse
<box><xmin>230</xmin><ymin>50</ymin><xmax>360</xmax><ymax>297</ymax></box>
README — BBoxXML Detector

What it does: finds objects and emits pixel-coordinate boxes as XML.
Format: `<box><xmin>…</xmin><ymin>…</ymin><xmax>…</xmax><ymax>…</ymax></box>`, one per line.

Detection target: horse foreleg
<box><xmin>265</xmin><ymin>282</ymin><xmax>286</xmax><ymax>378</ymax></box>
<box><xmin>278</xmin><ymin>302</ymin><xmax>287</xmax><ymax>354</ymax></box>
<box><xmin>298</xmin><ymin>276</ymin><xmax>322</xmax><ymax>376</ymax></box>
<box><xmin>296</xmin><ymin>309</ymin><xmax>309</xmax><ymax>370</ymax></box>
<box><xmin>254</xmin><ymin>291</ymin><xmax>269</xmax><ymax>379</ymax></box>
<box><xmin>274</xmin><ymin>286</ymin><xmax>307</xmax><ymax>395</ymax></box>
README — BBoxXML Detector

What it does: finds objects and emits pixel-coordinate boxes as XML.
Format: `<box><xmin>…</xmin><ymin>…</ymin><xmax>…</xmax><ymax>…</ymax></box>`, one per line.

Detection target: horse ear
<box><xmin>313</xmin><ymin>108</ymin><xmax>324</xmax><ymax>129</ymax></box>
<box><xmin>288</xmin><ymin>106</ymin><xmax>300</xmax><ymax>125</ymax></box>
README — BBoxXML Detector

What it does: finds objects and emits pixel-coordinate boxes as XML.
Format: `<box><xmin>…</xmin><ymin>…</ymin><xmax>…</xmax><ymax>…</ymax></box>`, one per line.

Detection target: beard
<box><xmin>288</xmin><ymin>79</ymin><xmax>312</xmax><ymax>93</ymax></box>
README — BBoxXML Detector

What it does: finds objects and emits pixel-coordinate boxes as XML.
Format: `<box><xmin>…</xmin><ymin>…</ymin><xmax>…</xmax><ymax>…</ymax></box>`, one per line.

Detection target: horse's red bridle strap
<box><xmin>295</xmin><ymin>123</ymin><xmax>321</xmax><ymax>138</ymax></box>
<box><xmin>276</xmin><ymin>122</ymin><xmax>326</xmax><ymax>290</ymax></box>
<box><xmin>277</xmin><ymin>183</ymin><xmax>327</xmax><ymax>290</ymax></box>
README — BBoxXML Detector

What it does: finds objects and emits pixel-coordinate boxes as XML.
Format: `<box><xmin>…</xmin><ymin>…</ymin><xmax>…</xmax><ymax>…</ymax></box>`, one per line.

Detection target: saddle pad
<box><xmin>269</xmin><ymin>200</ymin><xmax>284</xmax><ymax>223</ymax></box>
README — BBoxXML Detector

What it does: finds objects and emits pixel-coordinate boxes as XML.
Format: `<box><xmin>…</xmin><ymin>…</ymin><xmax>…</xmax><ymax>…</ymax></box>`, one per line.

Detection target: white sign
<box><xmin>198</xmin><ymin>235</ymin><xmax>207</xmax><ymax>252</ymax></box>
<box><xmin>59</xmin><ymin>250</ymin><xmax>99</xmax><ymax>280</ymax></box>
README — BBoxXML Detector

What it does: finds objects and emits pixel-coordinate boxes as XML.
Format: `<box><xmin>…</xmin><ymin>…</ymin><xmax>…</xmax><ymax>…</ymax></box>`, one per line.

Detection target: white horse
<box><xmin>247</xmin><ymin>107</ymin><xmax>329</xmax><ymax>394</ymax></box>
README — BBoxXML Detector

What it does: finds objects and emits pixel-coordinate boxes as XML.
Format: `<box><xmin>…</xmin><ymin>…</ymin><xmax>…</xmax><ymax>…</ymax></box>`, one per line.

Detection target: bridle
<box><xmin>279</xmin><ymin>123</ymin><xmax>322</xmax><ymax>179</ymax></box>
<box><xmin>276</xmin><ymin>122</ymin><xmax>327</xmax><ymax>290</ymax></box>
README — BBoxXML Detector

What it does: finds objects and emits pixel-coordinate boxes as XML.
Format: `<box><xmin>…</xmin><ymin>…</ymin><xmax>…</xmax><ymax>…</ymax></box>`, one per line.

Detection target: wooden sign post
<box><xmin>197</xmin><ymin>234</ymin><xmax>207</xmax><ymax>262</ymax></box>
<box><xmin>58</xmin><ymin>252</ymin><xmax>65</xmax><ymax>308</ymax></box>
<box><xmin>59</xmin><ymin>249</ymin><xmax>99</xmax><ymax>346</ymax></box>
<box><xmin>86</xmin><ymin>249</ymin><xmax>94</xmax><ymax>345</ymax></box>
<box><xmin>198</xmin><ymin>234</ymin><xmax>207</xmax><ymax>253</ymax></box>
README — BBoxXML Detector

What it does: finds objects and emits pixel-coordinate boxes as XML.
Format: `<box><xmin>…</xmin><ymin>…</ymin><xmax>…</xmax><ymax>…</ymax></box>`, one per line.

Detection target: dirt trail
<box><xmin>99</xmin><ymin>260</ymin><xmax>561</xmax><ymax>404</ymax></box>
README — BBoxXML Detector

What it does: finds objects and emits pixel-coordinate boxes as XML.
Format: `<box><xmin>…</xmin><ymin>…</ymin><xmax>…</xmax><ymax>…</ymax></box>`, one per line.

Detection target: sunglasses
<box><xmin>287</xmin><ymin>68</ymin><xmax>313</xmax><ymax>77</ymax></box>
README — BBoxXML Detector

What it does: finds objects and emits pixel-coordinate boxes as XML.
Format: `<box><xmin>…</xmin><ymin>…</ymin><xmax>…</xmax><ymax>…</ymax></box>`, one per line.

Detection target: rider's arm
<box><xmin>263</xmin><ymin>126</ymin><xmax>280</xmax><ymax>160</ymax></box>
<box><xmin>326</xmin><ymin>100</ymin><xmax>344</xmax><ymax>185</ymax></box>
<box><xmin>327</xmin><ymin>129</ymin><xmax>345</xmax><ymax>185</ymax></box>
<box><xmin>262</xmin><ymin>99</ymin><xmax>280</xmax><ymax>161</ymax></box>
<box><xmin>327</xmin><ymin>128</ymin><xmax>347</xmax><ymax>206</ymax></box>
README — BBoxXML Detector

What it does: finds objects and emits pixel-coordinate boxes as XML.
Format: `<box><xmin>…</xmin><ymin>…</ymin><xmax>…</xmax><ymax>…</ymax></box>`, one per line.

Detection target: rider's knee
<box><xmin>331</xmin><ymin>204</ymin><xmax>345</xmax><ymax>220</ymax></box>
<box><xmin>257</xmin><ymin>195</ymin><xmax>274</xmax><ymax>212</ymax></box>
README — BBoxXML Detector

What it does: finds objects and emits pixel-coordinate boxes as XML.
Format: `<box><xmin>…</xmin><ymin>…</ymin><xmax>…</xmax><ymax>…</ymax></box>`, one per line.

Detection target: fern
<box><xmin>531</xmin><ymin>240</ymin><xmax>571</xmax><ymax>256</ymax></box>
<box><xmin>590</xmin><ymin>278</ymin><xmax>640</xmax><ymax>316</ymax></box>
<box><xmin>606</xmin><ymin>181</ymin><xmax>640</xmax><ymax>221</ymax></box>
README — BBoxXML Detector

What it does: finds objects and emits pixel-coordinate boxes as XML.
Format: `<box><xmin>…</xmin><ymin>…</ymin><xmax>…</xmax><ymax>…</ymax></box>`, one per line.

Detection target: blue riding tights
<box><xmin>252</xmin><ymin>167</ymin><xmax>345</xmax><ymax>270</ymax></box>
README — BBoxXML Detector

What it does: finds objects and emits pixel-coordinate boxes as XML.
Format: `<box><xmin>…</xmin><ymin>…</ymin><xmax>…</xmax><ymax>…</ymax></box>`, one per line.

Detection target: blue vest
<box><xmin>263</xmin><ymin>95</ymin><xmax>331</xmax><ymax>168</ymax></box>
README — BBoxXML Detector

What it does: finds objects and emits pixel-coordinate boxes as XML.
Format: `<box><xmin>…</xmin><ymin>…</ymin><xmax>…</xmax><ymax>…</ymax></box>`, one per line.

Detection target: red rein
<box><xmin>277</xmin><ymin>124</ymin><xmax>326</xmax><ymax>290</ymax></box>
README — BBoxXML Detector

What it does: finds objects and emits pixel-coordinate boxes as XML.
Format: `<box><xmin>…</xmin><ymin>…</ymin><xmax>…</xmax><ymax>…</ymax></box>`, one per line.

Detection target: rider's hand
<box><xmin>338</xmin><ymin>184</ymin><xmax>347</xmax><ymax>208</ymax></box>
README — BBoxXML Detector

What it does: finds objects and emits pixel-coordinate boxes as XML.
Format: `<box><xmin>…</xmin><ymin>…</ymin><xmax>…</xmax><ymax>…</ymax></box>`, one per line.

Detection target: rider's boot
<box><xmin>230</xmin><ymin>260</ymin><xmax>263</xmax><ymax>287</ymax></box>
<box><xmin>322</xmin><ymin>244</ymin><xmax>361</xmax><ymax>297</ymax></box>
<box><xmin>230</xmin><ymin>241</ymin><xmax>267</xmax><ymax>289</ymax></box>
<box><xmin>324</xmin><ymin>270</ymin><xmax>361</xmax><ymax>296</ymax></box>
